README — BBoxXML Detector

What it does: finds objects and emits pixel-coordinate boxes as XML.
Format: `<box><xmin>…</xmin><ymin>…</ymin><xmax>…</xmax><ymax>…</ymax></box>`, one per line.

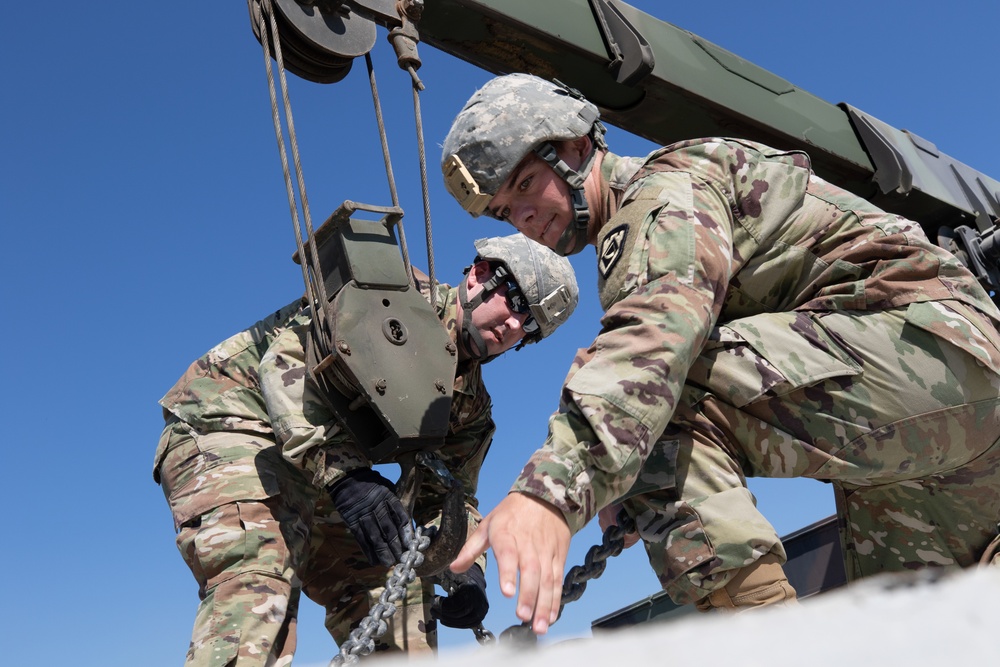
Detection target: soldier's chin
<box><xmin>553</xmin><ymin>232</ymin><xmax>572</xmax><ymax>256</ymax></box>
<box><xmin>555</xmin><ymin>230</ymin><xmax>583</xmax><ymax>257</ymax></box>
<box><xmin>470</xmin><ymin>341</ymin><xmax>485</xmax><ymax>359</ymax></box>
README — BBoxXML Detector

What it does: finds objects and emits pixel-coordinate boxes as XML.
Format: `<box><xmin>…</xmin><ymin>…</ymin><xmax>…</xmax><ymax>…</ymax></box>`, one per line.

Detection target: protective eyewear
<box><xmin>503</xmin><ymin>280</ymin><xmax>539</xmax><ymax>335</ymax></box>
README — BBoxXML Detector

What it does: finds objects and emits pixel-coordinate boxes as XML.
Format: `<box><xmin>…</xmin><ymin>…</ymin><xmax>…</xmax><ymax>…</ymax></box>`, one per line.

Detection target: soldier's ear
<box><xmin>468</xmin><ymin>260</ymin><xmax>493</xmax><ymax>289</ymax></box>
<box><xmin>558</xmin><ymin>135</ymin><xmax>592</xmax><ymax>165</ymax></box>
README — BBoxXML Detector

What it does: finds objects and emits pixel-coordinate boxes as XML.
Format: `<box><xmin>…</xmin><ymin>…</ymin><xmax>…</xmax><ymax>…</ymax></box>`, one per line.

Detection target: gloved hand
<box><xmin>430</xmin><ymin>565</ymin><xmax>489</xmax><ymax>629</ymax></box>
<box><xmin>326</xmin><ymin>468</ymin><xmax>412</xmax><ymax>568</ymax></box>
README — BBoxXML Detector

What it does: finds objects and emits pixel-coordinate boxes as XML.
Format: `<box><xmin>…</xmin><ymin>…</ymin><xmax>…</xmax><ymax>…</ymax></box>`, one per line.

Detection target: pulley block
<box><xmin>249</xmin><ymin>0</ymin><xmax>378</xmax><ymax>83</ymax></box>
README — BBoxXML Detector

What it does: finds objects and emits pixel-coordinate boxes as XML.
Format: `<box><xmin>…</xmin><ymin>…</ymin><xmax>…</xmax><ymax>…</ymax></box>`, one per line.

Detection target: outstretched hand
<box><xmin>450</xmin><ymin>492</ymin><xmax>570</xmax><ymax>634</ymax></box>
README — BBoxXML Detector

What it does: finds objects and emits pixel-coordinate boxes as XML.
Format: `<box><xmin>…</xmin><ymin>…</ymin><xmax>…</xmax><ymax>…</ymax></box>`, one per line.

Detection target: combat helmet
<box><xmin>458</xmin><ymin>234</ymin><xmax>579</xmax><ymax>361</ymax></box>
<box><xmin>442</xmin><ymin>73</ymin><xmax>607</xmax><ymax>256</ymax></box>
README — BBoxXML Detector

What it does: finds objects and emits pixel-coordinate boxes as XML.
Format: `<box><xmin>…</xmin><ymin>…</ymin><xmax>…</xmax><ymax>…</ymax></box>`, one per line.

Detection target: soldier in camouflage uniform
<box><xmin>440</xmin><ymin>73</ymin><xmax>1000</xmax><ymax>633</ymax></box>
<box><xmin>154</xmin><ymin>233</ymin><xmax>577</xmax><ymax>666</ymax></box>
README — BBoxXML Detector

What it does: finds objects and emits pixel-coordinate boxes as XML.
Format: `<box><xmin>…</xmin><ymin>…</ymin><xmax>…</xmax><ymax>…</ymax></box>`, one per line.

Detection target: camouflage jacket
<box><xmin>157</xmin><ymin>298</ymin><xmax>308</xmax><ymax>442</ymax></box>
<box><xmin>511</xmin><ymin>137</ymin><xmax>1000</xmax><ymax>534</ymax></box>
<box><xmin>158</xmin><ymin>272</ymin><xmax>495</xmax><ymax>530</ymax></box>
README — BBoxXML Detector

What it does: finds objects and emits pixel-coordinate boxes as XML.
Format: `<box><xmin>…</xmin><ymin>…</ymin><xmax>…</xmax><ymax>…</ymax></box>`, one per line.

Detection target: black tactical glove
<box><xmin>326</xmin><ymin>468</ymin><xmax>412</xmax><ymax>568</ymax></box>
<box><xmin>430</xmin><ymin>565</ymin><xmax>489</xmax><ymax>629</ymax></box>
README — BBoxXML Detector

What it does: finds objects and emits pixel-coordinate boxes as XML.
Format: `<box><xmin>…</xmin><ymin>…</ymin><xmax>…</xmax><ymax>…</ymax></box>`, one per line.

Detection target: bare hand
<box><xmin>450</xmin><ymin>492</ymin><xmax>570</xmax><ymax>634</ymax></box>
<box><xmin>598</xmin><ymin>503</ymin><xmax>640</xmax><ymax>549</ymax></box>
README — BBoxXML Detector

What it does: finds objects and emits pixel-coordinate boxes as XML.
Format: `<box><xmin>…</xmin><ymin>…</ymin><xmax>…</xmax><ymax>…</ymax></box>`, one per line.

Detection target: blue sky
<box><xmin>3</xmin><ymin>2</ymin><xmax>998</xmax><ymax>665</ymax></box>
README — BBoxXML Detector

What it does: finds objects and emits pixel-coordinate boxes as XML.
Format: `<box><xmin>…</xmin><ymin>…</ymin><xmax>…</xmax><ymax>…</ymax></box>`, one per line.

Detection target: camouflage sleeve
<box><xmin>511</xmin><ymin>170</ymin><xmax>735</xmax><ymax>534</ymax></box>
<box><xmin>259</xmin><ymin>322</ymin><xmax>370</xmax><ymax>489</ymax></box>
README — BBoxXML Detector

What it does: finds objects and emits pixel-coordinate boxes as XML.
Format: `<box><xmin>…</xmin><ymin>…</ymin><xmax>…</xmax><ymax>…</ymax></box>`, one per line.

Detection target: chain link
<box><xmin>329</xmin><ymin>527</ymin><xmax>433</xmax><ymax>667</ymax></box>
<box><xmin>332</xmin><ymin>511</ymin><xmax>637</xmax><ymax>662</ymax></box>
<box><xmin>499</xmin><ymin>509</ymin><xmax>638</xmax><ymax>645</ymax></box>
<box><xmin>560</xmin><ymin>511</ymin><xmax>637</xmax><ymax>608</ymax></box>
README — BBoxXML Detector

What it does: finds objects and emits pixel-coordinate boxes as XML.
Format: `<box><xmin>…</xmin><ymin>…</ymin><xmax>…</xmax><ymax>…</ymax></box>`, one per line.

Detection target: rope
<box><xmin>252</xmin><ymin>0</ymin><xmax>331</xmax><ymax>340</ymax></box>
<box><xmin>249</xmin><ymin>5</ymin><xmax>455</xmax><ymax>661</ymax></box>
<box><xmin>364</xmin><ymin>53</ymin><xmax>414</xmax><ymax>282</ymax></box>
<box><xmin>410</xmin><ymin>73</ymin><xmax>437</xmax><ymax>307</ymax></box>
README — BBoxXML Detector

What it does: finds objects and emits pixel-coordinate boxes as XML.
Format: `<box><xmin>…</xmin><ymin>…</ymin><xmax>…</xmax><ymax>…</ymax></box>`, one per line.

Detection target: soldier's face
<box><xmin>487</xmin><ymin>145</ymin><xmax>581</xmax><ymax>251</ymax></box>
<box><xmin>465</xmin><ymin>262</ymin><xmax>532</xmax><ymax>357</ymax></box>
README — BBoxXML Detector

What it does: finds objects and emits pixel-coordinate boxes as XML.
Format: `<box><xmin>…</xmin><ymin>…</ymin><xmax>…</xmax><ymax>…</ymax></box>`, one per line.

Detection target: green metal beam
<box><xmin>418</xmin><ymin>0</ymin><xmax>1000</xmax><ymax>233</ymax></box>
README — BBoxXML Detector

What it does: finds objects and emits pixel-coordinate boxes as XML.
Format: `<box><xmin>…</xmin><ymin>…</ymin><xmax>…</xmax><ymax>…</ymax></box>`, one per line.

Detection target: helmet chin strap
<box><xmin>457</xmin><ymin>278</ymin><xmax>492</xmax><ymax>362</ymax></box>
<box><xmin>554</xmin><ymin>188</ymin><xmax>591</xmax><ymax>256</ymax></box>
<box><xmin>534</xmin><ymin>142</ymin><xmax>597</xmax><ymax>257</ymax></box>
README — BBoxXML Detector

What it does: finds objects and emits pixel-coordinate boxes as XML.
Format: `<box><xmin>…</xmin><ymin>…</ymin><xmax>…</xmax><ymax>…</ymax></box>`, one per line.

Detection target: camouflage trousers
<box><xmin>155</xmin><ymin>418</ymin><xmax>437</xmax><ymax>667</ymax></box>
<box><xmin>619</xmin><ymin>302</ymin><xmax>1000</xmax><ymax>605</ymax></box>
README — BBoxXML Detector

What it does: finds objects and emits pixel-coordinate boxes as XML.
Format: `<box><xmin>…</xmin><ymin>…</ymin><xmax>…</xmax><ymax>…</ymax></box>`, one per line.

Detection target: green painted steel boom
<box><xmin>415</xmin><ymin>0</ymin><xmax>1000</xmax><ymax>289</ymax></box>
<box><xmin>256</xmin><ymin>0</ymin><xmax>1000</xmax><ymax>294</ymax></box>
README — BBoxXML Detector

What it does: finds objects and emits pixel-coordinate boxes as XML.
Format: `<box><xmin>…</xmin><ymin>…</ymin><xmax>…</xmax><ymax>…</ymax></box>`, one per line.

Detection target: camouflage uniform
<box><xmin>154</xmin><ymin>272</ymin><xmax>492</xmax><ymax>666</ymax></box>
<box><xmin>512</xmin><ymin>138</ymin><xmax>1000</xmax><ymax>604</ymax></box>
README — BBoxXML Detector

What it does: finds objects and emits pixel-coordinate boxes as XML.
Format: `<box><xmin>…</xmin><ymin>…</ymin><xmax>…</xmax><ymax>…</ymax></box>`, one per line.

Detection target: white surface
<box><xmin>318</xmin><ymin>567</ymin><xmax>1000</xmax><ymax>667</ymax></box>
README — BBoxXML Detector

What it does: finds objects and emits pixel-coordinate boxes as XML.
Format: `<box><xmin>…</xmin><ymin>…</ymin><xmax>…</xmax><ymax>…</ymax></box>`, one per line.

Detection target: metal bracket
<box><xmin>587</xmin><ymin>0</ymin><xmax>654</xmax><ymax>86</ymax></box>
<box><xmin>844</xmin><ymin>103</ymin><xmax>1000</xmax><ymax>230</ymax></box>
<box><xmin>941</xmin><ymin>224</ymin><xmax>1000</xmax><ymax>295</ymax></box>
<box><xmin>844</xmin><ymin>105</ymin><xmax>914</xmax><ymax>196</ymax></box>
<box><xmin>396</xmin><ymin>451</ymin><xmax>469</xmax><ymax>577</ymax></box>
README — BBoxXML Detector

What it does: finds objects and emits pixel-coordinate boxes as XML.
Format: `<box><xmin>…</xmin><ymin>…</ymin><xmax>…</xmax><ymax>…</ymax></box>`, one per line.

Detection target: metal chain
<box><xmin>472</xmin><ymin>624</ymin><xmax>496</xmax><ymax>646</ymax></box>
<box><xmin>560</xmin><ymin>511</ymin><xmax>637</xmax><ymax>607</ymax></box>
<box><xmin>329</xmin><ymin>527</ymin><xmax>433</xmax><ymax>667</ymax></box>
<box><xmin>330</xmin><ymin>512</ymin><xmax>637</xmax><ymax>660</ymax></box>
<box><xmin>499</xmin><ymin>510</ymin><xmax>638</xmax><ymax>647</ymax></box>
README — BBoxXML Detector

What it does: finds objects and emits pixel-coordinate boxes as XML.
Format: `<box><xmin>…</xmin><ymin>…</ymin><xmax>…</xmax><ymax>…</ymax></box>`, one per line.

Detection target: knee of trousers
<box><xmin>631</xmin><ymin>485</ymin><xmax>785</xmax><ymax>604</ymax></box>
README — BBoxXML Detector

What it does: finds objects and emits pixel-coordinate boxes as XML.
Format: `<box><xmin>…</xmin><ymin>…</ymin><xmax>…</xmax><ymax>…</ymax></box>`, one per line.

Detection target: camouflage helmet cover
<box><xmin>442</xmin><ymin>73</ymin><xmax>602</xmax><ymax>216</ymax></box>
<box><xmin>474</xmin><ymin>234</ymin><xmax>578</xmax><ymax>342</ymax></box>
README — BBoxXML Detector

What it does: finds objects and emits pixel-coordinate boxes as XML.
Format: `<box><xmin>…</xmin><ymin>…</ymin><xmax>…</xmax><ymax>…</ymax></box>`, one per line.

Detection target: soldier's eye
<box><xmin>487</xmin><ymin>206</ymin><xmax>508</xmax><ymax>221</ymax></box>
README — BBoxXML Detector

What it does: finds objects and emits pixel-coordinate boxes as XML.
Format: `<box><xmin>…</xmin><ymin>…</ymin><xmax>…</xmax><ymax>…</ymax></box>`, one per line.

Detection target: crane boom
<box><xmin>415</xmin><ymin>0</ymin><xmax>1000</xmax><ymax>262</ymax></box>
<box><xmin>254</xmin><ymin>0</ymin><xmax>1000</xmax><ymax>294</ymax></box>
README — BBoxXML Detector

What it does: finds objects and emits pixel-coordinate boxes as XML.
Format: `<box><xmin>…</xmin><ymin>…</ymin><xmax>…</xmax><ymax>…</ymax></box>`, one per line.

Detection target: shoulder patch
<box><xmin>598</xmin><ymin>225</ymin><xmax>628</xmax><ymax>279</ymax></box>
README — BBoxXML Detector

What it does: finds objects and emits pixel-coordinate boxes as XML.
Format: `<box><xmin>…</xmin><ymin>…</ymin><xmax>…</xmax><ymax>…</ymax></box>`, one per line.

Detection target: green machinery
<box><xmin>252</xmin><ymin>0</ymin><xmax>1000</xmax><ymax>299</ymax></box>
<box><xmin>247</xmin><ymin>0</ymin><xmax>1000</xmax><ymax>623</ymax></box>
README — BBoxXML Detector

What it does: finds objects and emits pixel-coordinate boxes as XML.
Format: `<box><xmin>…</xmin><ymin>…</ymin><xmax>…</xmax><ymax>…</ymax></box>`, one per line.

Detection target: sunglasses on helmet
<box><xmin>502</xmin><ymin>280</ymin><xmax>539</xmax><ymax>335</ymax></box>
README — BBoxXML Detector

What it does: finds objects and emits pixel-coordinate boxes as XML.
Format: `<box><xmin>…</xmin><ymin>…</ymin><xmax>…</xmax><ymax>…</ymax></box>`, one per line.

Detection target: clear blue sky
<box><xmin>3</xmin><ymin>2</ymin><xmax>998</xmax><ymax>665</ymax></box>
